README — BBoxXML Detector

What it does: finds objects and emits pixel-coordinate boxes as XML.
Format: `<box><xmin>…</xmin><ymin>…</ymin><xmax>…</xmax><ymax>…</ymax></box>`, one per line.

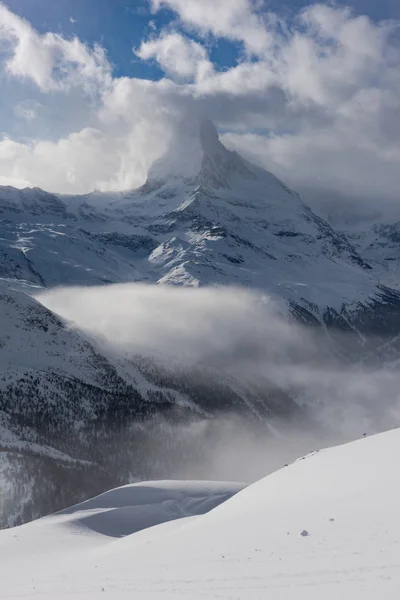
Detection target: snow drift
<box><xmin>1</xmin><ymin>429</ymin><xmax>399</xmax><ymax>599</ymax></box>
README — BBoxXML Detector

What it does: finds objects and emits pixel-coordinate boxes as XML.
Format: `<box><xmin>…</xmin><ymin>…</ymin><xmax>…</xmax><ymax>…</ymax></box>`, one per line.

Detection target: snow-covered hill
<box><xmin>1</xmin><ymin>430</ymin><xmax>399</xmax><ymax>599</ymax></box>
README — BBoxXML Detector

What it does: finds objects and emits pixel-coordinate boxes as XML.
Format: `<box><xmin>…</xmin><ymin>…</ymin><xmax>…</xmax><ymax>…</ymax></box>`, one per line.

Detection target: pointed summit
<box><xmin>147</xmin><ymin>119</ymin><xmax>228</xmax><ymax>183</ymax></box>
<box><xmin>199</xmin><ymin>119</ymin><xmax>223</xmax><ymax>155</ymax></box>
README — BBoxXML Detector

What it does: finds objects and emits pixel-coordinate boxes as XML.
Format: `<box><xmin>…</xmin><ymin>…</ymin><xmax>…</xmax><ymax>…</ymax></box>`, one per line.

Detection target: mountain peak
<box><xmin>199</xmin><ymin>119</ymin><xmax>222</xmax><ymax>155</ymax></box>
<box><xmin>147</xmin><ymin>119</ymin><xmax>227</xmax><ymax>183</ymax></box>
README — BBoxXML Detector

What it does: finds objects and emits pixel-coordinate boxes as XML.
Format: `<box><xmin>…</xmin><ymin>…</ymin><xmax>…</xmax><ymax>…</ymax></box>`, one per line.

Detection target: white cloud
<box><xmin>222</xmin><ymin>126</ymin><xmax>400</xmax><ymax>205</ymax></box>
<box><xmin>0</xmin><ymin>126</ymin><xmax>153</xmax><ymax>194</ymax></box>
<box><xmin>38</xmin><ymin>282</ymin><xmax>400</xmax><ymax>437</ymax></box>
<box><xmin>13</xmin><ymin>99</ymin><xmax>42</xmax><ymax>121</ymax></box>
<box><xmin>150</xmin><ymin>0</ymin><xmax>273</xmax><ymax>55</ymax></box>
<box><xmin>136</xmin><ymin>32</ymin><xmax>213</xmax><ymax>81</ymax></box>
<box><xmin>0</xmin><ymin>2</ymin><xmax>111</xmax><ymax>94</ymax></box>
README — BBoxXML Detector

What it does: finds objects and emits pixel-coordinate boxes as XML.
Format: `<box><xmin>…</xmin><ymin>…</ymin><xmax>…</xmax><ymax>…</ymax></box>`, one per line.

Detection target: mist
<box><xmin>37</xmin><ymin>283</ymin><xmax>400</xmax><ymax>483</ymax></box>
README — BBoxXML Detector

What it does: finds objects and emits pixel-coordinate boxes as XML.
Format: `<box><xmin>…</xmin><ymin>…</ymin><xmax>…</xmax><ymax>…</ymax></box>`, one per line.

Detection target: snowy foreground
<box><xmin>1</xmin><ymin>430</ymin><xmax>400</xmax><ymax>599</ymax></box>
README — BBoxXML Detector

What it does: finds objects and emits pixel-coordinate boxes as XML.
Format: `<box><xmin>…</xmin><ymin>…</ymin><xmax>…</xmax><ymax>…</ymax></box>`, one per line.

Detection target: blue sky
<box><xmin>4</xmin><ymin>0</ymin><xmax>399</xmax><ymax>80</ymax></box>
<box><xmin>3</xmin><ymin>0</ymin><xmax>238</xmax><ymax>79</ymax></box>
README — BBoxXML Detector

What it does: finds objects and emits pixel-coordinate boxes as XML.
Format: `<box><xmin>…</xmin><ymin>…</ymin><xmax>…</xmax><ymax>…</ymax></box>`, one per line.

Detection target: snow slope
<box><xmin>0</xmin><ymin>480</ymin><xmax>244</xmax><ymax>595</ymax></box>
<box><xmin>338</xmin><ymin>220</ymin><xmax>400</xmax><ymax>290</ymax></box>
<box><xmin>1</xmin><ymin>430</ymin><xmax>399</xmax><ymax>599</ymax></box>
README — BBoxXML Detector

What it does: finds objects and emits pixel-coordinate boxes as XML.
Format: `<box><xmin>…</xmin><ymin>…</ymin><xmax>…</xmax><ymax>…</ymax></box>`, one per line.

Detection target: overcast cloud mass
<box><xmin>0</xmin><ymin>1</ymin><xmax>399</xmax><ymax>213</ymax></box>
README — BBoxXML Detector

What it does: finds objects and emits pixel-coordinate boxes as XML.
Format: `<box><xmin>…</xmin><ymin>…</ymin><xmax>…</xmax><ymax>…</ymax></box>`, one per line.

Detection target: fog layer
<box><xmin>37</xmin><ymin>283</ymin><xmax>400</xmax><ymax>481</ymax></box>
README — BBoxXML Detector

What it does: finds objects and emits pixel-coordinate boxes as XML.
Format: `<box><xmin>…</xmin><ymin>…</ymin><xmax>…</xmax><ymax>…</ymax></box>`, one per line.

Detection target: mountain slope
<box><xmin>2</xmin><ymin>121</ymin><xmax>400</xmax><ymax>357</ymax></box>
<box><xmin>0</xmin><ymin>121</ymin><xmax>387</xmax><ymax>313</ymax></box>
<box><xmin>1</xmin><ymin>430</ymin><xmax>399</xmax><ymax>599</ymax></box>
<box><xmin>337</xmin><ymin>220</ymin><xmax>400</xmax><ymax>289</ymax></box>
<box><xmin>0</xmin><ymin>281</ymin><xmax>297</xmax><ymax>527</ymax></box>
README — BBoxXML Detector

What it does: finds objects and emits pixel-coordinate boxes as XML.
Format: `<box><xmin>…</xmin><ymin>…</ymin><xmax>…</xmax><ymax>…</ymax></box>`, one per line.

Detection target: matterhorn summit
<box><xmin>147</xmin><ymin>118</ymin><xmax>259</xmax><ymax>191</ymax></box>
<box><xmin>148</xmin><ymin>119</ymin><xmax>228</xmax><ymax>182</ymax></box>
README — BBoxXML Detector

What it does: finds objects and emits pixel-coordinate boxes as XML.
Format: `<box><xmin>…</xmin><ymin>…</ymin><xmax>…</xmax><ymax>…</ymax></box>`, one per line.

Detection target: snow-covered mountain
<box><xmin>333</xmin><ymin>219</ymin><xmax>400</xmax><ymax>290</ymax></box>
<box><xmin>2</xmin><ymin>119</ymin><xmax>400</xmax><ymax>526</ymax></box>
<box><xmin>1</xmin><ymin>430</ymin><xmax>399</xmax><ymax>599</ymax></box>
<box><xmin>0</xmin><ymin>121</ymin><xmax>385</xmax><ymax>308</ymax></box>
<box><xmin>2</xmin><ymin>121</ymin><xmax>400</xmax><ymax>342</ymax></box>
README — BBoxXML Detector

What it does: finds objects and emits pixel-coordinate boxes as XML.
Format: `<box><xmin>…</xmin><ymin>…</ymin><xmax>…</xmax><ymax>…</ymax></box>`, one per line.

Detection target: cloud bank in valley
<box><xmin>38</xmin><ymin>283</ymin><xmax>400</xmax><ymax>444</ymax></box>
<box><xmin>0</xmin><ymin>0</ymin><xmax>399</xmax><ymax>211</ymax></box>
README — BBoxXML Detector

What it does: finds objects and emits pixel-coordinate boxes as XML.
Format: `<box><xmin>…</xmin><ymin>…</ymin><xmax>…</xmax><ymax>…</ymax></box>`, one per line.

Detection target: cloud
<box><xmin>136</xmin><ymin>32</ymin><xmax>213</xmax><ymax>81</ymax></box>
<box><xmin>221</xmin><ymin>124</ymin><xmax>400</xmax><ymax>206</ymax></box>
<box><xmin>13</xmin><ymin>99</ymin><xmax>42</xmax><ymax>121</ymax></box>
<box><xmin>149</xmin><ymin>0</ymin><xmax>273</xmax><ymax>55</ymax></box>
<box><xmin>38</xmin><ymin>284</ymin><xmax>293</xmax><ymax>363</ymax></box>
<box><xmin>38</xmin><ymin>282</ymin><xmax>400</xmax><ymax>440</ymax></box>
<box><xmin>0</xmin><ymin>1</ymin><xmax>399</xmax><ymax>208</ymax></box>
<box><xmin>0</xmin><ymin>128</ymin><xmax>128</xmax><ymax>193</ymax></box>
<box><xmin>0</xmin><ymin>3</ymin><xmax>111</xmax><ymax>94</ymax></box>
